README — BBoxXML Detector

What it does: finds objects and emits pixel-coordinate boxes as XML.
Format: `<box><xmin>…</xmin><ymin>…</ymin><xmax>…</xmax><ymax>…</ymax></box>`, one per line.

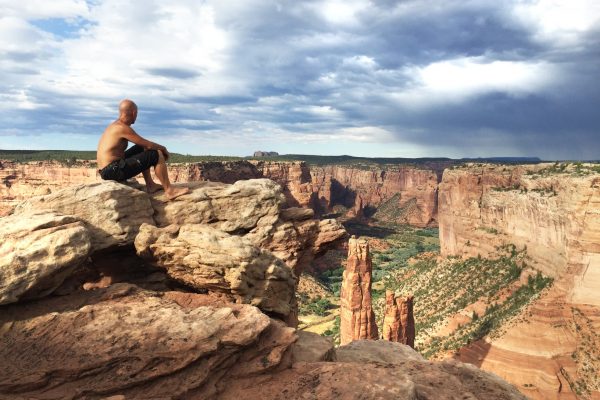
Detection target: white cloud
<box><xmin>392</xmin><ymin>57</ymin><xmax>557</xmax><ymax>109</ymax></box>
<box><xmin>512</xmin><ymin>0</ymin><xmax>600</xmax><ymax>46</ymax></box>
<box><xmin>312</xmin><ymin>0</ymin><xmax>370</xmax><ymax>26</ymax></box>
<box><xmin>53</xmin><ymin>1</ymin><xmax>232</xmax><ymax>101</ymax></box>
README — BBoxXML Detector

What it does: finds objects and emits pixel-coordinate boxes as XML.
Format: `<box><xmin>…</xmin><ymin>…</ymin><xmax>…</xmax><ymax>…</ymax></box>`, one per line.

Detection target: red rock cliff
<box><xmin>310</xmin><ymin>165</ymin><xmax>439</xmax><ymax>227</ymax></box>
<box><xmin>0</xmin><ymin>160</ymin><xmax>440</xmax><ymax>228</ymax></box>
<box><xmin>340</xmin><ymin>236</ymin><xmax>379</xmax><ymax>345</ymax></box>
<box><xmin>0</xmin><ymin>160</ymin><xmax>99</xmax><ymax>215</ymax></box>
<box><xmin>438</xmin><ymin>163</ymin><xmax>600</xmax><ymax>400</ymax></box>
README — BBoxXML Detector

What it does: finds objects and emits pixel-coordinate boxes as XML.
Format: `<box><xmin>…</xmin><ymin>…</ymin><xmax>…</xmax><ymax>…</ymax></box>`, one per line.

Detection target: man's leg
<box><xmin>153</xmin><ymin>150</ymin><xmax>189</xmax><ymax>200</ymax></box>
<box><xmin>124</xmin><ymin>145</ymin><xmax>161</xmax><ymax>192</ymax></box>
<box><xmin>142</xmin><ymin>168</ymin><xmax>162</xmax><ymax>193</ymax></box>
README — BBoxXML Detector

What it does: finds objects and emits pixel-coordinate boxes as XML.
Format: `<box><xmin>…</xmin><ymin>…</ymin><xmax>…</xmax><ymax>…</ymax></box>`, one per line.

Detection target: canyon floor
<box><xmin>296</xmin><ymin>219</ymin><xmax>594</xmax><ymax>399</ymax></box>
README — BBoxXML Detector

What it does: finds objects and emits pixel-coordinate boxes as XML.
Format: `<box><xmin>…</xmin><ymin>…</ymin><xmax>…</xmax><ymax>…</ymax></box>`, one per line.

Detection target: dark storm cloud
<box><xmin>205</xmin><ymin>0</ymin><xmax>600</xmax><ymax>159</ymax></box>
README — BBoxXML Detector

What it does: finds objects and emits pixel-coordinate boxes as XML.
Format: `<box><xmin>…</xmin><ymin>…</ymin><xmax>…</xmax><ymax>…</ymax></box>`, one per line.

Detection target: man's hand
<box><xmin>159</xmin><ymin>146</ymin><xmax>170</xmax><ymax>161</ymax></box>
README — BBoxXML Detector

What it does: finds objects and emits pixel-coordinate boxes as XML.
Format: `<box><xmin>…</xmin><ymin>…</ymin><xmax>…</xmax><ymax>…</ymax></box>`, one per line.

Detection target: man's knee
<box><xmin>148</xmin><ymin>149</ymin><xmax>161</xmax><ymax>166</ymax></box>
<box><xmin>156</xmin><ymin>149</ymin><xmax>164</xmax><ymax>161</ymax></box>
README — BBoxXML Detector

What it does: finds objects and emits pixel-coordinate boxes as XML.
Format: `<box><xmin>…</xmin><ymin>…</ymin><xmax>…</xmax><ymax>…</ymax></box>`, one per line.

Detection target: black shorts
<box><xmin>99</xmin><ymin>145</ymin><xmax>159</xmax><ymax>181</ymax></box>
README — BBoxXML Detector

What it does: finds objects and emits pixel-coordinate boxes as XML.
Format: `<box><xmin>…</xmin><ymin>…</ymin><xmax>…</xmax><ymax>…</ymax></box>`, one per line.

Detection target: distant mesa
<box><xmin>253</xmin><ymin>151</ymin><xmax>279</xmax><ymax>157</ymax></box>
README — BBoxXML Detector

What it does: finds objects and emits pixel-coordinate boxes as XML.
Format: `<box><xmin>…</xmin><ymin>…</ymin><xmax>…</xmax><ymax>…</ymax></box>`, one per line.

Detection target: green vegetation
<box><xmin>380</xmin><ymin>244</ymin><xmax>553</xmax><ymax>358</ymax></box>
<box><xmin>0</xmin><ymin>149</ymin><xmax>246</xmax><ymax>164</ymax></box>
<box><xmin>0</xmin><ymin>149</ymin><xmax>454</xmax><ymax>168</ymax></box>
<box><xmin>372</xmin><ymin>194</ymin><xmax>418</xmax><ymax>223</ymax></box>
<box><xmin>298</xmin><ymin>296</ymin><xmax>334</xmax><ymax>317</ymax></box>
<box><xmin>527</xmin><ymin>161</ymin><xmax>600</xmax><ymax>177</ymax></box>
<box><xmin>305</xmin><ymin>220</ymin><xmax>553</xmax><ymax>362</ymax></box>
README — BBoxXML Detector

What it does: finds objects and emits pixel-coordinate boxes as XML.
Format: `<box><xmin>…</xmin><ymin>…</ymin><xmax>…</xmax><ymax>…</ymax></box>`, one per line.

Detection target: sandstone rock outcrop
<box><xmin>0</xmin><ymin>174</ymin><xmax>530</xmax><ymax>399</ymax></box>
<box><xmin>135</xmin><ymin>223</ymin><xmax>296</xmax><ymax>316</ymax></box>
<box><xmin>226</xmin><ymin>340</ymin><xmax>527</xmax><ymax>400</ymax></box>
<box><xmin>0</xmin><ymin>211</ymin><xmax>91</xmax><ymax>305</ymax></box>
<box><xmin>382</xmin><ymin>290</ymin><xmax>415</xmax><ymax>348</ymax></box>
<box><xmin>0</xmin><ymin>283</ymin><xmax>527</xmax><ymax>400</ymax></box>
<box><xmin>439</xmin><ymin>163</ymin><xmax>600</xmax><ymax>399</ymax></box>
<box><xmin>340</xmin><ymin>236</ymin><xmax>379</xmax><ymax>345</ymax></box>
<box><xmin>0</xmin><ymin>160</ymin><xmax>99</xmax><ymax>216</ymax></box>
<box><xmin>14</xmin><ymin>181</ymin><xmax>154</xmax><ymax>251</ymax></box>
<box><xmin>150</xmin><ymin>178</ymin><xmax>346</xmax><ymax>274</ymax></box>
<box><xmin>0</xmin><ymin>284</ymin><xmax>297</xmax><ymax>400</ymax></box>
<box><xmin>136</xmin><ymin>179</ymin><xmax>345</xmax><ymax>319</ymax></box>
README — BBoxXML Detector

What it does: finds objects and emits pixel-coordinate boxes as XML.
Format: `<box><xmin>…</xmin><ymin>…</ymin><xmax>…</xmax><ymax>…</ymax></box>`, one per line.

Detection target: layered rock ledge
<box><xmin>0</xmin><ymin>177</ymin><xmax>529</xmax><ymax>399</ymax></box>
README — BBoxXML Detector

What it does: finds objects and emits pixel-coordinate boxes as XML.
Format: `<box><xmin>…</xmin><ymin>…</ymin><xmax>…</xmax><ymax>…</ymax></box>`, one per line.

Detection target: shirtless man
<box><xmin>97</xmin><ymin>99</ymin><xmax>189</xmax><ymax>200</ymax></box>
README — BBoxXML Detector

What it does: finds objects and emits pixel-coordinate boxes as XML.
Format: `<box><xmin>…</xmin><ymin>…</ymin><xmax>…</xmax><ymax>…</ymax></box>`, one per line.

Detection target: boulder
<box><xmin>0</xmin><ymin>284</ymin><xmax>298</xmax><ymax>400</ymax></box>
<box><xmin>14</xmin><ymin>181</ymin><xmax>154</xmax><ymax>251</ymax></box>
<box><xmin>0</xmin><ymin>211</ymin><xmax>91</xmax><ymax>305</ymax></box>
<box><xmin>135</xmin><ymin>223</ymin><xmax>296</xmax><ymax>316</ymax></box>
<box><xmin>291</xmin><ymin>331</ymin><xmax>336</xmax><ymax>363</ymax></box>
<box><xmin>148</xmin><ymin>179</ymin><xmax>346</xmax><ymax>274</ymax></box>
<box><xmin>150</xmin><ymin>179</ymin><xmax>285</xmax><ymax>231</ymax></box>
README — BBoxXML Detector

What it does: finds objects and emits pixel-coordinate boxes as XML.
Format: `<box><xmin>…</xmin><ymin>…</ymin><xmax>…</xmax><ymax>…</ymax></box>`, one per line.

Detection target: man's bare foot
<box><xmin>146</xmin><ymin>182</ymin><xmax>163</xmax><ymax>194</ymax></box>
<box><xmin>166</xmin><ymin>186</ymin><xmax>190</xmax><ymax>200</ymax></box>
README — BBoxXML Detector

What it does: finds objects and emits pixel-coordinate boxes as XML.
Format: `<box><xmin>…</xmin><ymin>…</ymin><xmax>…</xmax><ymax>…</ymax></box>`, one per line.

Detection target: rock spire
<box><xmin>339</xmin><ymin>235</ymin><xmax>379</xmax><ymax>345</ymax></box>
<box><xmin>382</xmin><ymin>290</ymin><xmax>415</xmax><ymax>348</ymax></box>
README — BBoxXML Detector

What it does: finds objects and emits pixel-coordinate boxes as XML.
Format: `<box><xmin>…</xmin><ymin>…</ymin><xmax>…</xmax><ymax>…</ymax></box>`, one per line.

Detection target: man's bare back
<box><xmin>97</xmin><ymin>122</ymin><xmax>133</xmax><ymax>170</ymax></box>
<box><xmin>96</xmin><ymin>99</ymin><xmax>189</xmax><ymax>200</ymax></box>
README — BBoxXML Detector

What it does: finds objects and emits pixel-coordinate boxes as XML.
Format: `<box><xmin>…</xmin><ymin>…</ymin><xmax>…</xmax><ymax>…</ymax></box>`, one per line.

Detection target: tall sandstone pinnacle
<box><xmin>382</xmin><ymin>290</ymin><xmax>415</xmax><ymax>348</ymax></box>
<box><xmin>340</xmin><ymin>236</ymin><xmax>379</xmax><ymax>345</ymax></box>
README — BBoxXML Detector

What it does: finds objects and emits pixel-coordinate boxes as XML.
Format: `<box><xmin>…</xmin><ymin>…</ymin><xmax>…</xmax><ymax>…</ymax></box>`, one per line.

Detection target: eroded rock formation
<box><xmin>0</xmin><ymin>177</ymin><xmax>529</xmax><ymax>399</ymax></box>
<box><xmin>4</xmin><ymin>179</ymin><xmax>344</xmax><ymax>320</ymax></box>
<box><xmin>135</xmin><ymin>223</ymin><xmax>296</xmax><ymax>316</ymax></box>
<box><xmin>340</xmin><ymin>236</ymin><xmax>379</xmax><ymax>345</ymax></box>
<box><xmin>0</xmin><ymin>211</ymin><xmax>91</xmax><ymax>305</ymax></box>
<box><xmin>0</xmin><ymin>160</ymin><xmax>99</xmax><ymax>216</ymax></box>
<box><xmin>382</xmin><ymin>290</ymin><xmax>415</xmax><ymax>348</ymax></box>
<box><xmin>439</xmin><ymin>163</ymin><xmax>600</xmax><ymax>399</ymax></box>
<box><xmin>14</xmin><ymin>181</ymin><xmax>154</xmax><ymax>251</ymax></box>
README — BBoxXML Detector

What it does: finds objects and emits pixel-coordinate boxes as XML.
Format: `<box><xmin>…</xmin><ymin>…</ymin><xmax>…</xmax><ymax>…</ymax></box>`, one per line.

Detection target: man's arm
<box><xmin>121</xmin><ymin>126</ymin><xmax>170</xmax><ymax>160</ymax></box>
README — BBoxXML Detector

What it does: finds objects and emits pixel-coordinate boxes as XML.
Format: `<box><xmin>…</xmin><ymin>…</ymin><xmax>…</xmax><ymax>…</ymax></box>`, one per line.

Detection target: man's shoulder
<box><xmin>106</xmin><ymin>121</ymin><xmax>134</xmax><ymax>135</ymax></box>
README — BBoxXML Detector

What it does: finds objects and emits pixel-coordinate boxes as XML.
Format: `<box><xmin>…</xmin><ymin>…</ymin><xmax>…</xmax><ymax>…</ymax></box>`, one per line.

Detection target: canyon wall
<box><xmin>0</xmin><ymin>160</ymin><xmax>440</xmax><ymax>227</ymax></box>
<box><xmin>439</xmin><ymin>163</ymin><xmax>600</xmax><ymax>399</ymax></box>
<box><xmin>310</xmin><ymin>165</ymin><xmax>439</xmax><ymax>226</ymax></box>
<box><xmin>0</xmin><ymin>160</ymin><xmax>99</xmax><ymax>215</ymax></box>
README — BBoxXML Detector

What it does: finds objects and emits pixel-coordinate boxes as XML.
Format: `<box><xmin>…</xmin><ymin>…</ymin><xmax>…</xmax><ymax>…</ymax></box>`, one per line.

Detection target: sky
<box><xmin>0</xmin><ymin>0</ymin><xmax>599</xmax><ymax>159</ymax></box>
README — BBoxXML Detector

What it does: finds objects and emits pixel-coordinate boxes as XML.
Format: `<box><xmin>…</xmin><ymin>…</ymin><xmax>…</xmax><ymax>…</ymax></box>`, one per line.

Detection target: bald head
<box><xmin>118</xmin><ymin>99</ymin><xmax>138</xmax><ymax>125</ymax></box>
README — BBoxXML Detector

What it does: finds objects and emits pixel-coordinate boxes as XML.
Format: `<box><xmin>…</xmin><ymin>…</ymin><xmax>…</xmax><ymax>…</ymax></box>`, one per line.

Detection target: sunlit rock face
<box><xmin>438</xmin><ymin>163</ymin><xmax>600</xmax><ymax>400</ymax></box>
<box><xmin>14</xmin><ymin>181</ymin><xmax>154</xmax><ymax>251</ymax></box>
<box><xmin>382</xmin><ymin>290</ymin><xmax>415</xmax><ymax>348</ymax></box>
<box><xmin>0</xmin><ymin>211</ymin><xmax>91</xmax><ymax>305</ymax></box>
<box><xmin>340</xmin><ymin>236</ymin><xmax>379</xmax><ymax>345</ymax></box>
